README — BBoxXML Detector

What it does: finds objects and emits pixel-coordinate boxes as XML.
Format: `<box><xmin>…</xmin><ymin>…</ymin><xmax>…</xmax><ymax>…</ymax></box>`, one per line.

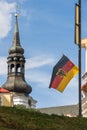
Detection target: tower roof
<box><xmin>9</xmin><ymin>13</ymin><xmax>24</xmax><ymax>55</ymax></box>
<box><xmin>1</xmin><ymin>77</ymin><xmax>32</xmax><ymax>94</ymax></box>
<box><xmin>1</xmin><ymin>13</ymin><xmax>32</xmax><ymax>94</ymax></box>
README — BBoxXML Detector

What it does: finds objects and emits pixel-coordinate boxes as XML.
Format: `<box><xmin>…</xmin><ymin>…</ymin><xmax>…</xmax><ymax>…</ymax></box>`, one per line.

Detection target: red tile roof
<box><xmin>0</xmin><ymin>88</ymin><xmax>10</xmax><ymax>93</ymax></box>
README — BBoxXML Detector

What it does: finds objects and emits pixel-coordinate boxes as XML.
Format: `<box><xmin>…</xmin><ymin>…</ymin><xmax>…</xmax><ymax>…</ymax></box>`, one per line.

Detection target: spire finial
<box><xmin>15</xmin><ymin>12</ymin><xmax>18</xmax><ymax>17</ymax></box>
<box><xmin>14</xmin><ymin>11</ymin><xmax>19</xmax><ymax>35</ymax></box>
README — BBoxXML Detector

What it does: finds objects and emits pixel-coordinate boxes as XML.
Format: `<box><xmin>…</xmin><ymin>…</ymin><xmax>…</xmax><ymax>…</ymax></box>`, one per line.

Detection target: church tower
<box><xmin>1</xmin><ymin>13</ymin><xmax>36</xmax><ymax>108</ymax></box>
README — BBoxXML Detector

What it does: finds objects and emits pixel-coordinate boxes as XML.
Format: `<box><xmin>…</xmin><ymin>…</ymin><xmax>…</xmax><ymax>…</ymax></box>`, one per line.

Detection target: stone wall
<box><xmin>38</xmin><ymin>104</ymin><xmax>79</xmax><ymax>116</ymax></box>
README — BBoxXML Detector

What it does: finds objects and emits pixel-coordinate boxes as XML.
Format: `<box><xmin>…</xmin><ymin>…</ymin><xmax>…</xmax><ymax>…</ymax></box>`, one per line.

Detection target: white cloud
<box><xmin>0</xmin><ymin>1</ymin><xmax>16</xmax><ymax>38</ymax></box>
<box><xmin>26</xmin><ymin>55</ymin><xmax>55</xmax><ymax>69</ymax></box>
<box><xmin>25</xmin><ymin>55</ymin><xmax>55</xmax><ymax>86</ymax></box>
<box><xmin>26</xmin><ymin>70</ymin><xmax>51</xmax><ymax>87</ymax></box>
<box><xmin>0</xmin><ymin>57</ymin><xmax>7</xmax><ymax>75</ymax></box>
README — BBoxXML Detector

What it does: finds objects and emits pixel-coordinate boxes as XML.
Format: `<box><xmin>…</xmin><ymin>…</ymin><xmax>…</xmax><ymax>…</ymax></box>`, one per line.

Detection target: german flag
<box><xmin>49</xmin><ymin>55</ymin><xmax>78</xmax><ymax>92</ymax></box>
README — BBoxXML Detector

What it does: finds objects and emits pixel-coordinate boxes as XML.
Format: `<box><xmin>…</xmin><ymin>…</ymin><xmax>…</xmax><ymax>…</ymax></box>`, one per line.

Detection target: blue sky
<box><xmin>0</xmin><ymin>0</ymin><xmax>87</xmax><ymax>108</ymax></box>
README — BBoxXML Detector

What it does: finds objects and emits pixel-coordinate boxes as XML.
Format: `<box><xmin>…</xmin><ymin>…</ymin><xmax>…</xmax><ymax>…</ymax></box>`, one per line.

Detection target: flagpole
<box><xmin>78</xmin><ymin>0</ymin><xmax>82</xmax><ymax>117</ymax></box>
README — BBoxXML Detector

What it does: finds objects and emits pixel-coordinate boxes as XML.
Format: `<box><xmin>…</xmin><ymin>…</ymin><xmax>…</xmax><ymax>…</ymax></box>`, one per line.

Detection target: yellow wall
<box><xmin>0</xmin><ymin>93</ymin><xmax>13</xmax><ymax>107</ymax></box>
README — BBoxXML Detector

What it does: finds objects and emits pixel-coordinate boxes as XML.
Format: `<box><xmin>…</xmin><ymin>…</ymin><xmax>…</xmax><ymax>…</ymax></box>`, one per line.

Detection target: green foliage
<box><xmin>0</xmin><ymin>106</ymin><xmax>87</xmax><ymax>130</ymax></box>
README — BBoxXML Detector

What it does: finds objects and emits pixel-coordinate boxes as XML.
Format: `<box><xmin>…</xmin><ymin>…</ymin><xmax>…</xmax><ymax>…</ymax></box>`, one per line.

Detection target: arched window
<box><xmin>28</xmin><ymin>99</ymin><xmax>31</xmax><ymax>107</ymax></box>
<box><xmin>22</xmin><ymin>65</ymin><xmax>24</xmax><ymax>73</ymax></box>
<box><xmin>17</xmin><ymin>64</ymin><xmax>21</xmax><ymax>72</ymax></box>
<box><xmin>11</xmin><ymin>64</ymin><xmax>15</xmax><ymax>72</ymax></box>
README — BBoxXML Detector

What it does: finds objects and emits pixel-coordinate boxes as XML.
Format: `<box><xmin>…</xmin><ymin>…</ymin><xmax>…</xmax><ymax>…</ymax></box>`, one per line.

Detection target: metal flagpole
<box><xmin>78</xmin><ymin>0</ymin><xmax>82</xmax><ymax>117</ymax></box>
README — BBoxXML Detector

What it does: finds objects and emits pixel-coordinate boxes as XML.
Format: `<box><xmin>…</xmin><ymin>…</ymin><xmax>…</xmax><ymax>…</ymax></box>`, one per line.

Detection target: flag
<box><xmin>49</xmin><ymin>55</ymin><xmax>78</xmax><ymax>92</ymax></box>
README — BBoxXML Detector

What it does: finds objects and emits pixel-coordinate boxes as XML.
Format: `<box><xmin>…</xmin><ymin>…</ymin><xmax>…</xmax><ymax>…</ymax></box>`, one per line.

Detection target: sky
<box><xmin>0</xmin><ymin>0</ymin><xmax>87</xmax><ymax>108</ymax></box>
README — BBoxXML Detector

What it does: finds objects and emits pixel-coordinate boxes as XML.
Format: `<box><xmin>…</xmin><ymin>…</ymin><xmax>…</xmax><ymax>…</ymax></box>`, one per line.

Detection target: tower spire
<box><xmin>9</xmin><ymin>13</ymin><xmax>24</xmax><ymax>55</ymax></box>
<box><xmin>14</xmin><ymin>13</ymin><xmax>20</xmax><ymax>45</ymax></box>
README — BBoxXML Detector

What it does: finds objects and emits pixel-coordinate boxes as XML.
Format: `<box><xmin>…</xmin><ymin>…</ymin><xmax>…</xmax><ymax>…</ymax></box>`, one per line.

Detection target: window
<box><xmin>28</xmin><ymin>99</ymin><xmax>31</xmax><ymax>107</ymax></box>
<box><xmin>11</xmin><ymin>64</ymin><xmax>15</xmax><ymax>72</ymax></box>
<box><xmin>22</xmin><ymin>65</ymin><xmax>24</xmax><ymax>73</ymax></box>
<box><xmin>17</xmin><ymin>64</ymin><xmax>21</xmax><ymax>72</ymax></box>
